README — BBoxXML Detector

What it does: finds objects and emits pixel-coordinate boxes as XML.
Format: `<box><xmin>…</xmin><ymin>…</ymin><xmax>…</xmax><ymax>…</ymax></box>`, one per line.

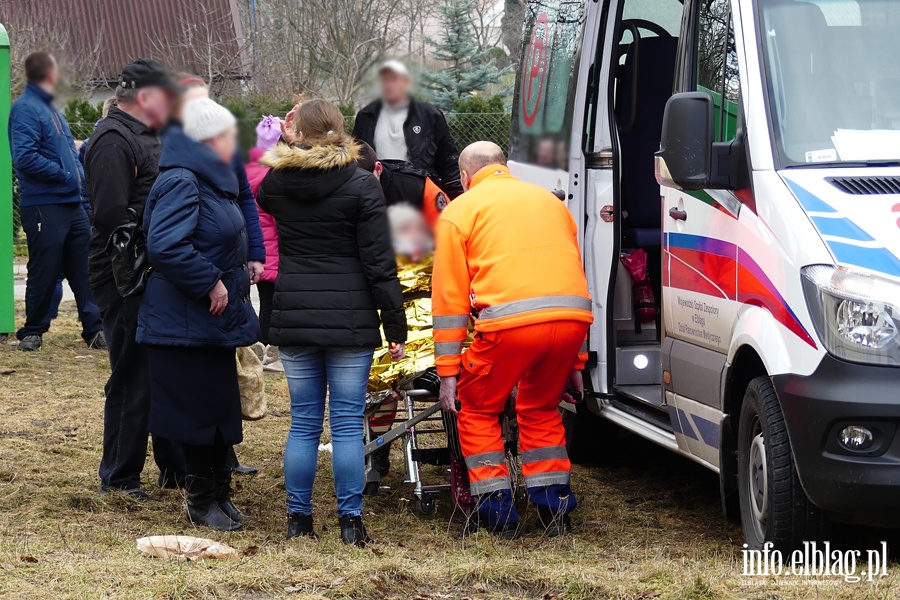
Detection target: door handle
<box><xmin>668</xmin><ymin>207</ymin><xmax>687</xmax><ymax>221</ymax></box>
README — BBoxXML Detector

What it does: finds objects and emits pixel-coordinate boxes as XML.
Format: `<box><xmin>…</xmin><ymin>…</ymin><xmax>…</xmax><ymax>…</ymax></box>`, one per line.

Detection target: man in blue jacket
<box><xmin>10</xmin><ymin>52</ymin><xmax>104</xmax><ymax>351</ymax></box>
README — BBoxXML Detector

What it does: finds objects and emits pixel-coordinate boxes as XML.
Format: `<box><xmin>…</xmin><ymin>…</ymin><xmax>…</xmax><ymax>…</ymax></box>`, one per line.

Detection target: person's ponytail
<box><xmin>293</xmin><ymin>100</ymin><xmax>350</xmax><ymax>148</ymax></box>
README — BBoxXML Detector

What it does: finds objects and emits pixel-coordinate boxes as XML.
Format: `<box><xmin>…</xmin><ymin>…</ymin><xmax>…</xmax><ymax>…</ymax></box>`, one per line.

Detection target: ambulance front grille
<box><xmin>827</xmin><ymin>176</ymin><xmax>900</xmax><ymax>195</ymax></box>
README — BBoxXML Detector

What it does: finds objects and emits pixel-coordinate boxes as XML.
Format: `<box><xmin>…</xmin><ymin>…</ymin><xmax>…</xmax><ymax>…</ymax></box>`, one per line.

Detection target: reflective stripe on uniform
<box><xmin>521</xmin><ymin>445</ymin><xmax>568</xmax><ymax>465</ymax></box>
<box><xmin>464</xmin><ymin>450</ymin><xmax>506</xmax><ymax>471</ymax></box>
<box><xmin>435</xmin><ymin>341</ymin><xmax>464</xmax><ymax>356</ymax></box>
<box><xmin>478</xmin><ymin>295</ymin><xmax>592</xmax><ymax>321</ymax></box>
<box><xmin>469</xmin><ymin>475</ymin><xmax>513</xmax><ymax>496</ymax></box>
<box><xmin>433</xmin><ymin>314</ymin><xmax>469</xmax><ymax>329</ymax></box>
<box><xmin>524</xmin><ymin>470</ymin><xmax>571</xmax><ymax>489</ymax></box>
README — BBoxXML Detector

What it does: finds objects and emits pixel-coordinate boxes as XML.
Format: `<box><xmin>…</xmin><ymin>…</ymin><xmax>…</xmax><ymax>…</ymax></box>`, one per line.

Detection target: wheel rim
<box><xmin>747</xmin><ymin>417</ymin><xmax>768</xmax><ymax>541</ymax></box>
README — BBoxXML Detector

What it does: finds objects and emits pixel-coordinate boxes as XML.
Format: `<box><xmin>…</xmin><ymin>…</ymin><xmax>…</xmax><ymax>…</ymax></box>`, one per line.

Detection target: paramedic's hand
<box><xmin>561</xmin><ymin>369</ymin><xmax>585</xmax><ymax>404</ymax></box>
<box><xmin>388</xmin><ymin>342</ymin><xmax>406</xmax><ymax>361</ymax></box>
<box><xmin>440</xmin><ymin>376</ymin><xmax>459</xmax><ymax>415</ymax></box>
<box><xmin>248</xmin><ymin>261</ymin><xmax>264</xmax><ymax>285</ymax></box>
<box><xmin>208</xmin><ymin>280</ymin><xmax>228</xmax><ymax>316</ymax></box>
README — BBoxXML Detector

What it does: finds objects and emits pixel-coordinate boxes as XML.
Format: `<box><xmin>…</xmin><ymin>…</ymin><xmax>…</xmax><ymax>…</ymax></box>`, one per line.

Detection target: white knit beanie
<box><xmin>183</xmin><ymin>97</ymin><xmax>236</xmax><ymax>142</ymax></box>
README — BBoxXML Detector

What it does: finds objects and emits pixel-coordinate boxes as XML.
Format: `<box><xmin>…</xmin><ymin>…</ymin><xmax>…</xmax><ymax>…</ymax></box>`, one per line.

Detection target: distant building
<box><xmin>0</xmin><ymin>0</ymin><xmax>247</xmax><ymax>99</ymax></box>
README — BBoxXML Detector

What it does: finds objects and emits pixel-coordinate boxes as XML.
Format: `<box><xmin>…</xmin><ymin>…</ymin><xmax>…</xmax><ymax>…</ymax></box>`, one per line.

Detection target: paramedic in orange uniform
<box><xmin>432</xmin><ymin>141</ymin><xmax>593</xmax><ymax>538</ymax></box>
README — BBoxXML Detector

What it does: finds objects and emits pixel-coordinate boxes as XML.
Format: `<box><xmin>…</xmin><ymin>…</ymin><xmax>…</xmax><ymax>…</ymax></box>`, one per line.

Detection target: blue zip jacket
<box><xmin>9</xmin><ymin>82</ymin><xmax>84</xmax><ymax>206</ymax></box>
<box><xmin>137</xmin><ymin>126</ymin><xmax>260</xmax><ymax>348</ymax></box>
<box><xmin>160</xmin><ymin>122</ymin><xmax>265</xmax><ymax>263</ymax></box>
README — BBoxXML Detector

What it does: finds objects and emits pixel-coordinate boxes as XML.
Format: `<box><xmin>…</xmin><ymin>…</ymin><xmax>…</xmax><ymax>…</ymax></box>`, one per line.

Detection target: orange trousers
<box><xmin>456</xmin><ymin>320</ymin><xmax>589</xmax><ymax>497</ymax></box>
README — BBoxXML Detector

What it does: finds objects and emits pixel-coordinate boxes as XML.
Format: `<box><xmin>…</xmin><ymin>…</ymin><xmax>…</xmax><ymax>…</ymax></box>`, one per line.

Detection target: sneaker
<box><xmin>86</xmin><ymin>331</ymin><xmax>107</xmax><ymax>350</ymax></box>
<box><xmin>17</xmin><ymin>335</ymin><xmax>42</xmax><ymax>351</ymax></box>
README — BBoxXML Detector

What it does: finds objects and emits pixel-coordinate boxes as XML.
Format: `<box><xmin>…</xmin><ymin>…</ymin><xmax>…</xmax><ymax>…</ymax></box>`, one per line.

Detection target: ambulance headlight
<box><xmin>802</xmin><ymin>265</ymin><xmax>900</xmax><ymax>365</ymax></box>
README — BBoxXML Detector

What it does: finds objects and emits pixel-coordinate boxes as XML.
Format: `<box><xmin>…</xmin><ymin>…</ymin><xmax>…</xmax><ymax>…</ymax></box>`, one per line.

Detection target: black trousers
<box><xmin>18</xmin><ymin>204</ymin><xmax>102</xmax><ymax>340</ymax></box>
<box><xmin>257</xmin><ymin>281</ymin><xmax>275</xmax><ymax>345</ymax></box>
<box><xmin>182</xmin><ymin>430</ymin><xmax>229</xmax><ymax>476</ymax></box>
<box><xmin>93</xmin><ymin>280</ymin><xmax>185</xmax><ymax>489</ymax></box>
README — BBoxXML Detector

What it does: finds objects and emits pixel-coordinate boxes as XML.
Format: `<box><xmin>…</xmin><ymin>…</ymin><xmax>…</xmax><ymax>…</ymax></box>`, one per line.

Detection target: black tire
<box><xmin>416</xmin><ymin>496</ymin><xmax>436</xmax><ymax>515</ymax></box>
<box><xmin>737</xmin><ymin>376</ymin><xmax>828</xmax><ymax>551</ymax></box>
<box><xmin>563</xmin><ymin>404</ymin><xmax>618</xmax><ymax>464</ymax></box>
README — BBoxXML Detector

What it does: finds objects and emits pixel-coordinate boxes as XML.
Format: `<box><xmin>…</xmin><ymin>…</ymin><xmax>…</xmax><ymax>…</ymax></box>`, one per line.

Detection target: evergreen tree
<box><xmin>421</xmin><ymin>0</ymin><xmax>504</xmax><ymax>111</ymax></box>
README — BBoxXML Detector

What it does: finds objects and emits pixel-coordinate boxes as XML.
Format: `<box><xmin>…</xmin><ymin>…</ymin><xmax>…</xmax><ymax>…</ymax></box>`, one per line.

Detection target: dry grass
<box><xmin>0</xmin><ymin>303</ymin><xmax>897</xmax><ymax>599</ymax></box>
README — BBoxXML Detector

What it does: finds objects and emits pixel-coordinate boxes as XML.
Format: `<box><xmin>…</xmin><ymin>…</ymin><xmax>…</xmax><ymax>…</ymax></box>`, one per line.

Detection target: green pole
<box><xmin>0</xmin><ymin>25</ymin><xmax>12</xmax><ymax>335</ymax></box>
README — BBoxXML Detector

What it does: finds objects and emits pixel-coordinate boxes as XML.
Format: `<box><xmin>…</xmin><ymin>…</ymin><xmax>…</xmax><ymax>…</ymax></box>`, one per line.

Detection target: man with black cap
<box><xmin>85</xmin><ymin>58</ymin><xmax>182</xmax><ymax>498</ymax></box>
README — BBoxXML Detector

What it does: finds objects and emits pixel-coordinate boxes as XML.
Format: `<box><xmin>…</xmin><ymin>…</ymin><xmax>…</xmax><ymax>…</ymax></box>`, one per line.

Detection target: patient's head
<box><xmin>389</xmin><ymin>204</ymin><xmax>433</xmax><ymax>259</ymax></box>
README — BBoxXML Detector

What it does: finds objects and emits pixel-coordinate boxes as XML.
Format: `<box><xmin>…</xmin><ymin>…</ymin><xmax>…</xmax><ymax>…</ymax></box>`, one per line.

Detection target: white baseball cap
<box><xmin>378</xmin><ymin>60</ymin><xmax>410</xmax><ymax>78</ymax></box>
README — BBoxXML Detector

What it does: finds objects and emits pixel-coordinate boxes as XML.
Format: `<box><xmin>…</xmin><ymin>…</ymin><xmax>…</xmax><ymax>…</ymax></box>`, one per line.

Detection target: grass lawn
<box><xmin>0</xmin><ymin>303</ymin><xmax>897</xmax><ymax>599</ymax></box>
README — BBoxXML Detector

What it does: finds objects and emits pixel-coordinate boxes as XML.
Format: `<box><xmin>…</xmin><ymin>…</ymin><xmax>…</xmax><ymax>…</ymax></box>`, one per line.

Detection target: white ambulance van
<box><xmin>509</xmin><ymin>0</ymin><xmax>900</xmax><ymax>550</ymax></box>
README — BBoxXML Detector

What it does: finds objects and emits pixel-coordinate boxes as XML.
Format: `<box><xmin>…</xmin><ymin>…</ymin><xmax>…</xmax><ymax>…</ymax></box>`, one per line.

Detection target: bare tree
<box><xmin>149</xmin><ymin>0</ymin><xmax>248</xmax><ymax>96</ymax></box>
<box><xmin>470</xmin><ymin>0</ymin><xmax>505</xmax><ymax>53</ymax></box>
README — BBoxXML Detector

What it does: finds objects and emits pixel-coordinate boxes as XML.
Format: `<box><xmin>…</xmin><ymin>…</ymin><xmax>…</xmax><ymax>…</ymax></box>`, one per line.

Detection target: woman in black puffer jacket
<box><xmin>258</xmin><ymin>100</ymin><xmax>406</xmax><ymax>546</ymax></box>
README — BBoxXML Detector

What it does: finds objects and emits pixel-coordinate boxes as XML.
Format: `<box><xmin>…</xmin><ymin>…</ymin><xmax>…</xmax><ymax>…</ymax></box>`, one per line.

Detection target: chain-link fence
<box><xmin>69</xmin><ymin>113</ymin><xmax>511</xmax><ymax>153</ymax></box>
<box><xmin>11</xmin><ymin>112</ymin><xmax>510</xmax><ymax>244</ymax></box>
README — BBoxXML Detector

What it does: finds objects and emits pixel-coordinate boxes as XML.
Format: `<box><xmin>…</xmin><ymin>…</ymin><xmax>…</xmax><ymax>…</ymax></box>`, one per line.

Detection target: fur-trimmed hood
<box><xmin>261</xmin><ymin>140</ymin><xmax>360</xmax><ymax>171</ymax></box>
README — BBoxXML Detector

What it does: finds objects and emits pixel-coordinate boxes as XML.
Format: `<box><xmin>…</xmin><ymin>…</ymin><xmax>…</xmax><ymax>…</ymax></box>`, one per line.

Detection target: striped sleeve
<box><xmin>432</xmin><ymin>218</ymin><xmax>470</xmax><ymax>377</ymax></box>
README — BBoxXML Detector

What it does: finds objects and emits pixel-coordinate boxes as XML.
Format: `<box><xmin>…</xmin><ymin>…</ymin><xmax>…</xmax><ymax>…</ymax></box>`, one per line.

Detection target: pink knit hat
<box><xmin>255</xmin><ymin>115</ymin><xmax>281</xmax><ymax>151</ymax></box>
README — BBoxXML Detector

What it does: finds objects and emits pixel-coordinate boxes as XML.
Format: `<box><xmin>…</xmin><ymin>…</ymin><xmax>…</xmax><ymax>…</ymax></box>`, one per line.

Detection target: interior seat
<box><xmin>616</xmin><ymin>35</ymin><xmax>678</xmax><ymax>248</ymax></box>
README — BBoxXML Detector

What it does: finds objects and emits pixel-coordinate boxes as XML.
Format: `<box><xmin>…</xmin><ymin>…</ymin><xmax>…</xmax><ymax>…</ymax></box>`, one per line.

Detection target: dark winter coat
<box><xmin>85</xmin><ymin>107</ymin><xmax>163</xmax><ymax>287</ymax></box>
<box><xmin>257</xmin><ymin>139</ymin><xmax>407</xmax><ymax>348</ymax></box>
<box><xmin>136</xmin><ymin>126</ymin><xmax>260</xmax><ymax>348</ymax></box>
<box><xmin>9</xmin><ymin>82</ymin><xmax>84</xmax><ymax>207</ymax></box>
<box><xmin>352</xmin><ymin>98</ymin><xmax>463</xmax><ymax>198</ymax></box>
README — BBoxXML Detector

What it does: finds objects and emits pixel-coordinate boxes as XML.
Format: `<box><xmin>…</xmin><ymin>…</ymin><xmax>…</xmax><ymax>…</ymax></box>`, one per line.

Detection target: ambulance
<box><xmin>509</xmin><ymin>0</ymin><xmax>900</xmax><ymax>550</ymax></box>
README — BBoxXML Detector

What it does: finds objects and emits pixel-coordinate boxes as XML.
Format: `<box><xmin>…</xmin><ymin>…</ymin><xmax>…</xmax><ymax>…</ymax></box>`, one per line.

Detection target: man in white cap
<box><xmin>353</xmin><ymin>60</ymin><xmax>463</xmax><ymax>198</ymax></box>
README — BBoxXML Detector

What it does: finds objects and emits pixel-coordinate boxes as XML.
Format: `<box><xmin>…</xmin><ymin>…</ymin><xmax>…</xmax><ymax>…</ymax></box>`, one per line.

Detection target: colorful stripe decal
<box><xmin>666</xmin><ymin>233</ymin><xmax>817</xmax><ymax>348</ymax></box>
<box><xmin>783</xmin><ymin>179</ymin><xmax>836</xmax><ymax>213</ymax></box>
<box><xmin>783</xmin><ymin>178</ymin><xmax>900</xmax><ymax>278</ymax></box>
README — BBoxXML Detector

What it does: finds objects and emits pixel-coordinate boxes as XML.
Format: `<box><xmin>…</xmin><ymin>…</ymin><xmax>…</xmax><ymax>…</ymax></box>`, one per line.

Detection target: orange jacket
<box><xmin>432</xmin><ymin>165</ymin><xmax>593</xmax><ymax>377</ymax></box>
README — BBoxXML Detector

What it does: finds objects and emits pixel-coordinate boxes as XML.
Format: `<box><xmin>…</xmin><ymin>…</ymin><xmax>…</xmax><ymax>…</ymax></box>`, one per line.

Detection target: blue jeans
<box><xmin>281</xmin><ymin>346</ymin><xmax>374</xmax><ymax>517</ymax></box>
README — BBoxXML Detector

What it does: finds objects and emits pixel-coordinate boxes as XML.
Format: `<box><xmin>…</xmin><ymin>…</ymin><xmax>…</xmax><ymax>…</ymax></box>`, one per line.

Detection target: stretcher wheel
<box><xmin>363</xmin><ymin>481</ymin><xmax>380</xmax><ymax>496</ymax></box>
<box><xmin>416</xmin><ymin>495</ymin><xmax>436</xmax><ymax>515</ymax></box>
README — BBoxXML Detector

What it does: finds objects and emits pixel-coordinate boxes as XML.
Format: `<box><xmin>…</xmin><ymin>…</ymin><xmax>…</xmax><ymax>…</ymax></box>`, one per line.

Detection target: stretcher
<box><xmin>363</xmin><ymin>370</ymin><xmax>523</xmax><ymax>515</ymax></box>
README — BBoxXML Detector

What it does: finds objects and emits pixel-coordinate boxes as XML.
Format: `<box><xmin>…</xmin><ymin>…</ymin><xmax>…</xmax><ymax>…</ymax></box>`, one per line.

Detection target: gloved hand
<box><xmin>561</xmin><ymin>369</ymin><xmax>585</xmax><ymax>404</ymax></box>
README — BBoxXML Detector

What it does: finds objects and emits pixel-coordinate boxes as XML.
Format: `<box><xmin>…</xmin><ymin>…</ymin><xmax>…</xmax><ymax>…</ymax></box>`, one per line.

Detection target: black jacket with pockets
<box><xmin>352</xmin><ymin>98</ymin><xmax>463</xmax><ymax>198</ymax></box>
<box><xmin>257</xmin><ymin>140</ymin><xmax>407</xmax><ymax>348</ymax></box>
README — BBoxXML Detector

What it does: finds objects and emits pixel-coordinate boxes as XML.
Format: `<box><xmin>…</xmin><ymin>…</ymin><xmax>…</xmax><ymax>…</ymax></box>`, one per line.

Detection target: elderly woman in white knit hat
<box><xmin>137</xmin><ymin>97</ymin><xmax>261</xmax><ymax>531</ymax></box>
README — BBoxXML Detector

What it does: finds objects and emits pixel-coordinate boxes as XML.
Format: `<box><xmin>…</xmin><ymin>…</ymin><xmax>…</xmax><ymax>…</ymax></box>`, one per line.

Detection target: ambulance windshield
<box><xmin>759</xmin><ymin>0</ymin><xmax>900</xmax><ymax>165</ymax></box>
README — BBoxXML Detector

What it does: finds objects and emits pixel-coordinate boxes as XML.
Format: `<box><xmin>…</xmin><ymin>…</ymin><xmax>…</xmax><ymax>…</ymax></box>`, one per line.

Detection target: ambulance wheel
<box><xmin>416</xmin><ymin>496</ymin><xmax>436</xmax><ymax>515</ymax></box>
<box><xmin>563</xmin><ymin>404</ymin><xmax>617</xmax><ymax>464</ymax></box>
<box><xmin>737</xmin><ymin>376</ymin><xmax>827</xmax><ymax>552</ymax></box>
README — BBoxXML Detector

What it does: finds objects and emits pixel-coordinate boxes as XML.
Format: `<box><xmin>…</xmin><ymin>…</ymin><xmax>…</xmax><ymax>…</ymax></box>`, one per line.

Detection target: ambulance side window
<box><xmin>696</xmin><ymin>0</ymin><xmax>739</xmax><ymax>141</ymax></box>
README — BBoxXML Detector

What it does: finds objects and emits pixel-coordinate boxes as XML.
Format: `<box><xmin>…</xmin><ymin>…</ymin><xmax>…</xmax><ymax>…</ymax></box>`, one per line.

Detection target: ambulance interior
<box><xmin>609</xmin><ymin>0</ymin><xmax>682</xmax><ymax>417</ymax></box>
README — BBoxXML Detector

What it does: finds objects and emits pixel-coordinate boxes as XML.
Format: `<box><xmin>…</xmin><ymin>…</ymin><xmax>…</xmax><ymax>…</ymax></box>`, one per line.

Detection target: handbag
<box><xmin>236</xmin><ymin>346</ymin><xmax>267</xmax><ymax>421</ymax></box>
<box><xmin>106</xmin><ymin>207</ymin><xmax>151</xmax><ymax>298</ymax></box>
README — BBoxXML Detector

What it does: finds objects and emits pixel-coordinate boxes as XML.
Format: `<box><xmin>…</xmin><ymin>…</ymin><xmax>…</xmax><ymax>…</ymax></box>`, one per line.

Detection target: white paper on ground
<box><xmin>318</xmin><ymin>443</ymin><xmax>333</xmax><ymax>453</ymax></box>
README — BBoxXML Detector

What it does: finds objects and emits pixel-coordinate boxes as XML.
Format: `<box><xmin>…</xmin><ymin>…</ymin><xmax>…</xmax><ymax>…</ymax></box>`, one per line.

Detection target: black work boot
<box><xmin>212</xmin><ymin>468</ymin><xmax>244</xmax><ymax>523</ymax></box>
<box><xmin>287</xmin><ymin>513</ymin><xmax>317</xmax><ymax>539</ymax></box>
<box><xmin>185</xmin><ymin>474</ymin><xmax>241</xmax><ymax>532</ymax></box>
<box><xmin>537</xmin><ymin>505</ymin><xmax>572</xmax><ymax>537</ymax></box>
<box><xmin>338</xmin><ymin>515</ymin><xmax>373</xmax><ymax>547</ymax></box>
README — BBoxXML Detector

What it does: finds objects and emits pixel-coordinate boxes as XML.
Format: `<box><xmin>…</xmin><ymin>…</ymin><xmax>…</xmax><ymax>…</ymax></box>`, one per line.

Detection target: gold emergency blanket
<box><xmin>368</xmin><ymin>256</ymin><xmax>436</xmax><ymax>396</ymax></box>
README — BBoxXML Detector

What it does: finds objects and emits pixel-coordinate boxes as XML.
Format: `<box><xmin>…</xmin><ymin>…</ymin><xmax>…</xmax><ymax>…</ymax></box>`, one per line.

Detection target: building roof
<box><xmin>2</xmin><ymin>0</ymin><xmax>246</xmax><ymax>84</ymax></box>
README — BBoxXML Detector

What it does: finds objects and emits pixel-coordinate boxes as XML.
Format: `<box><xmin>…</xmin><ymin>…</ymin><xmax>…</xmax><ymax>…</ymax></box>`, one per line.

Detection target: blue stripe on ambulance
<box><xmin>783</xmin><ymin>178</ymin><xmax>900</xmax><ymax>278</ymax></box>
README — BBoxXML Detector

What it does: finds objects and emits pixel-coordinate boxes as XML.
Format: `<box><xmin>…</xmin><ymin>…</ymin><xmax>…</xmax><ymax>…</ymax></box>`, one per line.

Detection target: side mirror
<box><xmin>655</xmin><ymin>92</ymin><xmax>740</xmax><ymax>191</ymax></box>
